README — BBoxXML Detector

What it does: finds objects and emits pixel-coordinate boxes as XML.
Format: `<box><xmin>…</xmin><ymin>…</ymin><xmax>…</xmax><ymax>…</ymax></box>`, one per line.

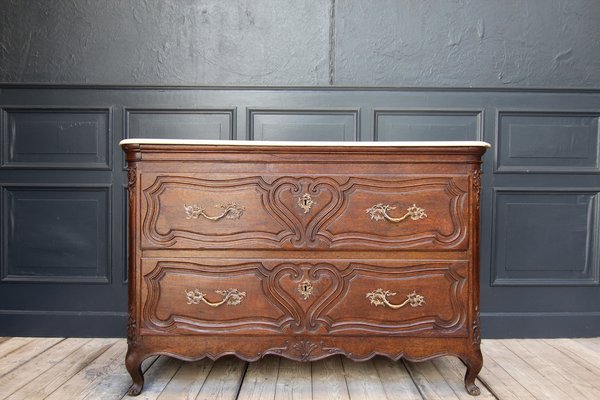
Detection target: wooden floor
<box><xmin>0</xmin><ymin>337</ymin><xmax>599</xmax><ymax>399</ymax></box>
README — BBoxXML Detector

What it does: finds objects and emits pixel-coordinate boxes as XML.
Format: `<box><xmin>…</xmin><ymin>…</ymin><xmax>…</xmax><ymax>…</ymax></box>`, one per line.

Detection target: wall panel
<box><xmin>374</xmin><ymin>109</ymin><xmax>482</xmax><ymax>141</ymax></box>
<box><xmin>126</xmin><ymin>108</ymin><xmax>235</xmax><ymax>141</ymax></box>
<box><xmin>1</xmin><ymin>185</ymin><xmax>110</xmax><ymax>283</ymax></box>
<box><xmin>496</xmin><ymin>111</ymin><xmax>600</xmax><ymax>173</ymax></box>
<box><xmin>492</xmin><ymin>189</ymin><xmax>599</xmax><ymax>286</ymax></box>
<box><xmin>1</xmin><ymin>107</ymin><xmax>110</xmax><ymax>169</ymax></box>
<box><xmin>249</xmin><ymin>109</ymin><xmax>359</xmax><ymax>141</ymax></box>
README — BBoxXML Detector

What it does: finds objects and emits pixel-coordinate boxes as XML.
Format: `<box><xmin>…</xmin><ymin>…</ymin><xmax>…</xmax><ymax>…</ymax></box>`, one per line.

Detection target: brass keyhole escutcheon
<box><xmin>297</xmin><ymin>193</ymin><xmax>314</xmax><ymax>214</ymax></box>
<box><xmin>297</xmin><ymin>279</ymin><xmax>313</xmax><ymax>300</ymax></box>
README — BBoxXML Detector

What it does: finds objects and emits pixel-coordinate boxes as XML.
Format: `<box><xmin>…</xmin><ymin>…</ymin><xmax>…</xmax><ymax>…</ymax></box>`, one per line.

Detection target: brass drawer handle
<box><xmin>185</xmin><ymin>288</ymin><xmax>246</xmax><ymax>307</ymax></box>
<box><xmin>366</xmin><ymin>289</ymin><xmax>425</xmax><ymax>309</ymax></box>
<box><xmin>184</xmin><ymin>203</ymin><xmax>244</xmax><ymax>221</ymax></box>
<box><xmin>366</xmin><ymin>203</ymin><xmax>427</xmax><ymax>223</ymax></box>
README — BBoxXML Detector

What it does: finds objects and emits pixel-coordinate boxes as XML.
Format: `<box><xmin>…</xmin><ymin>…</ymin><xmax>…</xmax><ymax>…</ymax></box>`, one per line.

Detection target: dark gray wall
<box><xmin>1</xmin><ymin>0</ymin><xmax>599</xmax><ymax>87</ymax></box>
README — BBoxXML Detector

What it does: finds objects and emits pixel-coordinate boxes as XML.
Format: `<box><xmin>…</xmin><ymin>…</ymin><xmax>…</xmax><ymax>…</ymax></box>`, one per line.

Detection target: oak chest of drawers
<box><xmin>121</xmin><ymin>139</ymin><xmax>489</xmax><ymax>396</ymax></box>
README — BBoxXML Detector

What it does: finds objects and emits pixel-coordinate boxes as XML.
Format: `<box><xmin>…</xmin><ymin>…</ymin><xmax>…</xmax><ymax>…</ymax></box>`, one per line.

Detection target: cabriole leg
<box><xmin>125</xmin><ymin>346</ymin><xmax>146</xmax><ymax>396</ymax></box>
<box><xmin>461</xmin><ymin>349</ymin><xmax>483</xmax><ymax>396</ymax></box>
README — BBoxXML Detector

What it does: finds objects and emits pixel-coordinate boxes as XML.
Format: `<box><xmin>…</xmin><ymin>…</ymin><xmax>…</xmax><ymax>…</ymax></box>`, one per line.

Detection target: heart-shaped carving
<box><xmin>266</xmin><ymin>264</ymin><xmax>344</xmax><ymax>334</ymax></box>
<box><xmin>267</xmin><ymin>177</ymin><xmax>345</xmax><ymax>247</ymax></box>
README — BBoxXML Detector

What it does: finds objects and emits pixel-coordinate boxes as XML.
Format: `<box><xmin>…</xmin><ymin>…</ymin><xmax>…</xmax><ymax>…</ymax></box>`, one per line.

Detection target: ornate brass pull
<box><xmin>366</xmin><ymin>289</ymin><xmax>425</xmax><ymax>309</ymax></box>
<box><xmin>366</xmin><ymin>203</ymin><xmax>426</xmax><ymax>223</ymax></box>
<box><xmin>184</xmin><ymin>203</ymin><xmax>244</xmax><ymax>221</ymax></box>
<box><xmin>185</xmin><ymin>288</ymin><xmax>246</xmax><ymax>307</ymax></box>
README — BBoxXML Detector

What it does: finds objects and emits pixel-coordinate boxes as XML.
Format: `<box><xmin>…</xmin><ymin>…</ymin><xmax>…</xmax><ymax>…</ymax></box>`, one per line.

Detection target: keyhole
<box><xmin>303</xmin><ymin>199</ymin><xmax>309</xmax><ymax>207</ymax></box>
<box><xmin>302</xmin><ymin>283</ymin><xmax>309</xmax><ymax>291</ymax></box>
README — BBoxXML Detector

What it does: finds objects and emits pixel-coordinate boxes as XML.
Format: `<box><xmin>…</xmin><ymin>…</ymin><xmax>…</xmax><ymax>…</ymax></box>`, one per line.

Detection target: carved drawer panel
<box><xmin>141</xmin><ymin>175</ymin><xmax>289</xmax><ymax>249</ymax></box>
<box><xmin>140</xmin><ymin>259</ymin><xmax>468</xmax><ymax>337</ymax></box>
<box><xmin>322</xmin><ymin>176</ymin><xmax>469</xmax><ymax>250</ymax></box>
<box><xmin>140</xmin><ymin>260</ymin><xmax>292</xmax><ymax>335</ymax></box>
<box><xmin>322</xmin><ymin>262</ymin><xmax>469</xmax><ymax>336</ymax></box>
<box><xmin>141</xmin><ymin>174</ymin><xmax>469</xmax><ymax>250</ymax></box>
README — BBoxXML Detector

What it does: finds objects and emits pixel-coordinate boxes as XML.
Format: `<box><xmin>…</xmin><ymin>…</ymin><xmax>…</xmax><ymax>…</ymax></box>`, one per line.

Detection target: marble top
<box><xmin>120</xmin><ymin>139</ymin><xmax>491</xmax><ymax>148</ymax></box>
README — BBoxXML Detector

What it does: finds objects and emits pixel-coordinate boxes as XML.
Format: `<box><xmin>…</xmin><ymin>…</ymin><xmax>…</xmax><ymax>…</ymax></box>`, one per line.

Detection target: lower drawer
<box><xmin>139</xmin><ymin>259</ymin><xmax>469</xmax><ymax>337</ymax></box>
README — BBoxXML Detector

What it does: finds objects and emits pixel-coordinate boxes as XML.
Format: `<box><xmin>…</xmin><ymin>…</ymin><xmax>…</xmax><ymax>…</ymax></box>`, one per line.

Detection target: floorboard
<box><xmin>311</xmin><ymin>355</ymin><xmax>349</xmax><ymax>400</ymax></box>
<box><xmin>155</xmin><ymin>358</ymin><xmax>214</xmax><ymax>400</ymax></box>
<box><xmin>1</xmin><ymin>338</ymin><xmax>599</xmax><ymax>399</ymax></box>
<box><xmin>372</xmin><ymin>357</ymin><xmax>422</xmax><ymax>400</ymax></box>
<box><xmin>0</xmin><ymin>338</ymin><xmax>89</xmax><ymax>399</ymax></box>
<box><xmin>194</xmin><ymin>356</ymin><xmax>247</xmax><ymax>400</ymax></box>
<box><xmin>3</xmin><ymin>338</ymin><xmax>118</xmax><ymax>400</ymax></box>
<box><xmin>274</xmin><ymin>357</ymin><xmax>311</xmax><ymax>400</ymax></box>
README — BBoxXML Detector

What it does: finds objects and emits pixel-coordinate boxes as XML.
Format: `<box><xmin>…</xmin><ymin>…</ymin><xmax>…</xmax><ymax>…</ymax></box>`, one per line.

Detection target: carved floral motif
<box><xmin>127</xmin><ymin>166</ymin><xmax>136</xmax><ymax>192</ymax></box>
<box><xmin>272</xmin><ymin>339</ymin><xmax>335</xmax><ymax>361</ymax></box>
<box><xmin>127</xmin><ymin>314</ymin><xmax>136</xmax><ymax>345</ymax></box>
<box><xmin>473</xmin><ymin>305</ymin><xmax>481</xmax><ymax>345</ymax></box>
<box><xmin>472</xmin><ymin>168</ymin><xmax>481</xmax><ymax>211</ymax></box>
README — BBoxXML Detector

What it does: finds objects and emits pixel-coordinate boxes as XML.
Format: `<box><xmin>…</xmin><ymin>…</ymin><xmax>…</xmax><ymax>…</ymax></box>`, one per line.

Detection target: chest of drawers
<box><xmin>121</xmin><ymin>139</ymin><xmax>489</xmax><ymax>396</ymax></box>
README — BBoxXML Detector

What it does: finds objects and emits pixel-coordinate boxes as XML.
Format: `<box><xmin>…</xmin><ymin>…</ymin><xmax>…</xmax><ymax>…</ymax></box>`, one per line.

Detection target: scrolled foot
<box><xmin>461</xmin><ymin>349</ymin><xmax>483</xmax><ymax>397</ymax></box>
<box><xmin>465</xmin><ymin>382</ymin><xmax>481</xmax><ymax>396</ymax></box>
<box><xmin>127</xmin><ymin>382</ymin><xmax>143</xmax><ymax>396</ymax></box>
<box><xmin>125</xmin><ymin>346</ymin><xmax>146</xmax><ymax>396</ymax></box>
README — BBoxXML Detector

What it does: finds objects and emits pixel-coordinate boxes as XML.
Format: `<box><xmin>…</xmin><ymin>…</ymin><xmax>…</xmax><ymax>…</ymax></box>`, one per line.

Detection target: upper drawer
<box><xmin>140</xmin><ymin>173</ymin><xmax>470</xmax><ymax>250</ymax></box>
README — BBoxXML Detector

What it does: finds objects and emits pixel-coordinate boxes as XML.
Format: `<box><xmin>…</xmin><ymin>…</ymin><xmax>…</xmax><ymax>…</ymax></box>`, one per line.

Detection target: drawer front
<box><xmin>141</xmin><ymin>173</ymin><xmax>469</xmax><ymax>250</ymax></box>
<box><xmin>140</xmin><ymin>259</ymin><xmax>468</xmax><ymax>337</ymax></box>
<box><xmin>322</xmin><ymin>262</ymin><xmax>469</xmax><ymax>336</ymax></box>
<box><xmin>140</xmin><ymin>259</ymin><xmax>293</xmax><ymax>335</ymax></box>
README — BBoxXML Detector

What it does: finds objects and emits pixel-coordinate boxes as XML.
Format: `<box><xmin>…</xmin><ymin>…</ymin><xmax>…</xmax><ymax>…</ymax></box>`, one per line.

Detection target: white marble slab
<box><xmin>120</xmin><ymin>139</ymin><xmax>491</xmax><ymax>147</ymax></box>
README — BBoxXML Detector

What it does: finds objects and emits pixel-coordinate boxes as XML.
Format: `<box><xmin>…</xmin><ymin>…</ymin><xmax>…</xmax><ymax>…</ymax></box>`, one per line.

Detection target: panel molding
<box><xmin>1</xmin><ymin>183</ymin><xmax>112</xmax><ymax>284</ymax></box>
<box><xmin>494</xmin><ymin>109</ymin><xmax>600</xmax><ymax>174</ymax></box>
<box><xmin>0</xmin><ymin>106</ymin><xmax>112</xmax><ymax>170</ymax></box>
<box><xmin>490</xmin><ymin>187</ymin><xmax>600</xmax><ymax>286</ymax></box>
<box><xmin>122</xmin><ymin>107</ymin><xmax>236</xmax><ymax>168</ymax></box>
<box><xmin>124</xmin><ymin>107</ymin><xmax>236</xmax><ymax>140</ymax></box>
<box><xmin>247</xmin><ymin>108</ymin><xmax>360</xmax><ymax>141</ymax></box>
<box><xmin>373</xmin><ymin>108</ymin><xmax>483</xmax><ymax>142</ymax></box>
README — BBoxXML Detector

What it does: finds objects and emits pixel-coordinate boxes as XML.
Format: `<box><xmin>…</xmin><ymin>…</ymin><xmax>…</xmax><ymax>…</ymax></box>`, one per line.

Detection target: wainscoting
<box><xmin>1</xmin><ymin>85</ymin><xmax>599</xmax><ymax>337</ymax></box>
